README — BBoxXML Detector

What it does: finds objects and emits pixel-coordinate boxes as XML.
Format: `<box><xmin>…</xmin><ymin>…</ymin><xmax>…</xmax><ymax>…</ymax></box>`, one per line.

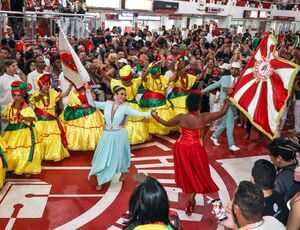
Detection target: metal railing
<box><xmin>0</xmin><ymin>10</ymin><xmax>99</xmax><ymax>40</ymax></box>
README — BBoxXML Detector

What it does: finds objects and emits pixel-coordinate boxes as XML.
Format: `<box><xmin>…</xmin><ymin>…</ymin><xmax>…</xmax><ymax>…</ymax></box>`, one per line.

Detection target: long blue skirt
<box><xmin>88</xmin><ymin>128</ymin><xmax>131</xmax><ymax>186</ymax></box>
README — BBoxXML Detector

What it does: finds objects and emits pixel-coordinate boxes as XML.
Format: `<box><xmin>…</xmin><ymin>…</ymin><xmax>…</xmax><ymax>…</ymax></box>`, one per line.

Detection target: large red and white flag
<box><xmin>59</xmin><ymin>29</ymin><xmax>90</xmax><ymax>90</ymax></box>
<box><xmin>230</xmin><ymin>34</ymin><xmax>300</xmax><ymax>139</ymax></box>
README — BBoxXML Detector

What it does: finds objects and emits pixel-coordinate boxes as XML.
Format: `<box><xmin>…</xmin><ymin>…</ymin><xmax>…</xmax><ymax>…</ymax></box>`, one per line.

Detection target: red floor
<box><xmin>0</xmin><ymin>127</ymin><xmax>270</xmax><ymax>230</ymax></box>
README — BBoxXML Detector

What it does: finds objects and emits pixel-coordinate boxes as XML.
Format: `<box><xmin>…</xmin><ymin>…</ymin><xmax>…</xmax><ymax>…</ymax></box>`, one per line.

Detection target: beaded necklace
<box><xmin>40</xmin><ymin>91</ymin><xmax>50</xmax><ymax>107</ymax></box>
<box><xmin>9</xmin><ymin>102</ymin><xmax>24</xmax><ymax>123</ymax></box>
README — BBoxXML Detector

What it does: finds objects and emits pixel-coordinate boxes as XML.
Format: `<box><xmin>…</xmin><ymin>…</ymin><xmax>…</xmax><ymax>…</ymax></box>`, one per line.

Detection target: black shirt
<box><xmin>263</xmin><ymin>190</ymin><xmax>289</xmax><ymax>226</ymax></box>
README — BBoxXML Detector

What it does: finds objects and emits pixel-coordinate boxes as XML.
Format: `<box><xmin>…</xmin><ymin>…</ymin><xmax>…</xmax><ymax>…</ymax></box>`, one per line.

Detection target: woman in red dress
<box><xmin>151</xmin><ymin>92</ymin><xmax>229</xmax><ymax>216</ymax></box>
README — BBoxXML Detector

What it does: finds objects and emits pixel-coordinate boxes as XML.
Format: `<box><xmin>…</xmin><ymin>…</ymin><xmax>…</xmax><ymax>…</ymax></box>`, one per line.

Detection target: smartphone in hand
<box><xmin>211</xmin><ymin>198</ymin><xmax>228</xmax><ymax>222</ymax></box>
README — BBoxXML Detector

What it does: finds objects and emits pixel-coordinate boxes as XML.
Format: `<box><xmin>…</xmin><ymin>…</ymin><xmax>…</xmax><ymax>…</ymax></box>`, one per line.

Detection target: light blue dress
<box><xmin>86</xmin><ymin>90</ymin><xmax>151</xmax><ymax>186</ymax></box>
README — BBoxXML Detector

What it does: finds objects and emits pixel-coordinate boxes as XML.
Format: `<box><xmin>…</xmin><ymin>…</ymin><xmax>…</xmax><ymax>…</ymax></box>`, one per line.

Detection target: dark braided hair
<box><xmin>268</xmin><ymin>133</ymin><xmax>300</xmax><ymax>161</ymax></box>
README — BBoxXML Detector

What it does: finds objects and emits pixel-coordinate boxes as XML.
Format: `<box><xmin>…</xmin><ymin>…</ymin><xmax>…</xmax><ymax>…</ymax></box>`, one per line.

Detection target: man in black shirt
<box><xmin>251</xmin><ymin>159</ymin><xmax>289</xmax><ymax>226</ymax></box>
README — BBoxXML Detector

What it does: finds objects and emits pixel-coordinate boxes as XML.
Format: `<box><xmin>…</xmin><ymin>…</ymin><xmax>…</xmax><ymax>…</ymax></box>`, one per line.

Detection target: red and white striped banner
<box><xmin>230</xmin><ymin>34</ymin><xmax>300</xmax><ymax>139</ymax></box>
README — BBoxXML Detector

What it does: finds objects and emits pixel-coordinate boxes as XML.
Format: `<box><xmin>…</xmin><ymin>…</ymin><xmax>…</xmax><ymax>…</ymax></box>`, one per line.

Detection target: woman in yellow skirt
<box><xmin>1</xmin><ymin>81</ymin><xmax>43</xmax><ymax>175</ymax></box>
<box><xmin>105</xmin><ymin>65</ymin><xmax>150</xmax><ymax>144</ymax></box>
<box><xmin>168</xmin><ymin>61</ymin><xmax>197</xmax><ymax>115</ymax></box>
<box><xmin>0</xmin><ymin>136</ymin><xmax>8</xmax><ymax>189</ymax></box>
<box><xmin>60</xmin><ymin>87</ymin><xmax>105</xmax><ymax>151</ymax></box>
<box><xmin>30</xmin><ymin>74</ymin><xmax>72</xmax><ymax>161</ymax></box>
<box><xmin>139</xmin><ymin>62</ymin><xmax>176</xmax><ymax>135</ymax></box>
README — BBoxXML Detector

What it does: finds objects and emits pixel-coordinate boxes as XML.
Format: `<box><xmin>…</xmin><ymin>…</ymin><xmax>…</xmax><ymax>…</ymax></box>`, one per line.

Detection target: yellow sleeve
<box><xmin>29</xmin><ymin>90</ymin><xmax>40</xmax><ymax>106</ymax></box>
<box><xmin>110</xmin><ymin>78</ymin><xmax>121</xmax><ymax>92</ymax></box>
<box><xmin>67</xmin><ymin>93</ymin><xmax>81</xmax><ymax>107</ymax></box>
<box><xmin>0</xmin><ymin>136</ymin><xmax>7</xmax><ymax>152</ymax></box>
<box><xmin>1</xmin><ymin>104</ymin><xmax>11</xmax><ymax>118</ymax></box>
<box><xmin>161</xmin><ymin>75</ymin><xmax>170</xmax><ymax>89</ymax></box>
<box><xmin>21</xmin><ymin>107</ymin><xmax>37</xmax><ymax>119</ymax></box>
<box><xmin>132</xmin><ymin>77</ymin><xmax>142</xmax><ymax>90</ymax></box>
<box><xmin>187</xmin><ymin>74</ymin><xmax>197</xmax><ymax>89</ymax></box>
<box><xmin>50</xmin><ymin>89</ymin><xmax>61</xmax><ymax>103</ymax></box>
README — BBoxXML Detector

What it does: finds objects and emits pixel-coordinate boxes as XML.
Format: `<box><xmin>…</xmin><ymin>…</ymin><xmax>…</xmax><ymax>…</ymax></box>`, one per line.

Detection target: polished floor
<box><xmin>0</xmin><ymin>127</ymin><xmax>270</xmax><ymax>230</ymax></box>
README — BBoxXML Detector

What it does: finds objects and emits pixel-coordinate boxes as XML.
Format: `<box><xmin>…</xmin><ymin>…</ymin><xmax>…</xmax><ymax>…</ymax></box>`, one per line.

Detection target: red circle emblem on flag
<box><xmin>60</xmin><ymin>52</ymin><xmax>79</xmax><ymax>73</ymax></box>
<box><xmin>254</xmin><ymin>58</ymin><xmax>273</xmax><ymax>81</ymax></box>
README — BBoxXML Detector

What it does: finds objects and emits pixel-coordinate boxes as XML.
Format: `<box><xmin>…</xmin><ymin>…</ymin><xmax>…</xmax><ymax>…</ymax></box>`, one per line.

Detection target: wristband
<box><xmin>153</xmin><ymin>114</ymin><xmax>160</xmax><ymax>121</ymax></box>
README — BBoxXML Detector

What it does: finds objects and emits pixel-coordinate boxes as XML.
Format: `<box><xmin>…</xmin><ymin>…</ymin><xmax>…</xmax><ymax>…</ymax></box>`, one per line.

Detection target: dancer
<box><xmin>202</xmin><ymin>62</ymin><xmax>241</xmax><ymax>151</ymax></box>
<box><xmin>60</xmin><ymin>87</ymin><xmax>105</xmax><ymax>151</ymax></box>
<box><xmin>0</xmin><ymin>136</ymin><xmax>8</xmax><ymax>189</ymax></box>
<box><xmin>86</xmin><ymin>84</ymin><xmax>153</xmax><ymax>190</ymax></box>
<box><xmin>30</xmin><ymin>73</ymin><xmax>72</xmax><ymax>161</ymax></box>
<box><xmin>1</xmin><ymin>81</ymin><xmax>43</xmax><ymax>175</ymax></box>
<box><xmin>168</xmin><ymin>60</ymin><xmax>197</xmax><ymax>115</ymax></box>
<box><xmin>139</xmin><ymin>62</ymin><xmax>176</xmax><ymax>135</ymax></box>
<box><xmin>102</xmin><ymin>64</ymin><xmax>150</xmax><ymax>145</ymax></box>
<box><xmin>151</xmin><ymin>92</ymin><xmax>229</xmax><ymax>215</ymax></box>
<box><xmin>124</xmin><ymin>177</ymin><xmax>180</xmax><ymax>230</ymax></box>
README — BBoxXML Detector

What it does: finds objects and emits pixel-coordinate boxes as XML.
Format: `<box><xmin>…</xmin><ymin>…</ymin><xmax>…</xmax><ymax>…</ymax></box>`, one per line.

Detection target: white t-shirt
<box><xmin>250</xmin><ymin>216</ymin><xmax>285</xmax><ymax>230</ymax></box>
<box><xmin>27</xmin><ymin>70</ymin><xmax>45</xmax><ymax>94</ymax></box>
<box><xmin>0</xmin><ymin>73</ymin><xmax>21</xmax><ymax>108</ymax></box>
<box><xmin>58</xmin><ymin>72</ymin><xmax>74</xmax><ymax>107</ymax></box>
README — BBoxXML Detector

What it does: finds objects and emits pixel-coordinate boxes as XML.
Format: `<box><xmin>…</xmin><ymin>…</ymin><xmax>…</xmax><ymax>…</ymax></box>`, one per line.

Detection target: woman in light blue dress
<box><xmin>86</xmin><ymin>84</ymin><xmax>152</xmax><ymax>190</ymax></box>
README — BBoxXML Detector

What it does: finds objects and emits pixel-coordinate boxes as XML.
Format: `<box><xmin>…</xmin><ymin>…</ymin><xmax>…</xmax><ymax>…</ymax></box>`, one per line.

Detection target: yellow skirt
<box><xmin>35</xmin><ymin>120</ymin><xmax>70</xmax><ymax>161</ymax></box>
<box><xmin>0</xmin><ymin>167</ymin><xmax>5</xmax><ymax>188</ymax></box>
<box><xmin>125</xmin><ymin>102</ymin><xmax>150</xmax><ymax>145</ymax></box>
<box><xmin>2</xmin><ymin>128</ymin><xmax>43</xmax><ymax>175</ymax></box>
<box><xmin>60</xmin><ymin>110</ymin><xmax>105</xmax><ymax>151</ymax></box>
<box><xmin>170</xmin><ymin>95</ymin><xmax>188</xmax><ymax>116</ymax></box>
<box><xmin>143</xmin><ymin>103</ymin><xmax>175</xmax><ymax>135</ymax></box>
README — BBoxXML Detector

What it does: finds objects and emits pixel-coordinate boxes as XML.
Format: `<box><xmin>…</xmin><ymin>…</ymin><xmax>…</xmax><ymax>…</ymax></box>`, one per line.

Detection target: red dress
<box><xmin>173</xmin><ymin>127</ymin><xmax>219</xmax><ymax>194</ymax></box>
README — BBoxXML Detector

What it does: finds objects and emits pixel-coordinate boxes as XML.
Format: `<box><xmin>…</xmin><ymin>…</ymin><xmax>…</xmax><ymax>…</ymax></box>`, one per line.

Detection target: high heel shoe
<box><xmin>185</xmin><ymin>199</ymin><xmax>196</xmax><ymax>216</ymax></box>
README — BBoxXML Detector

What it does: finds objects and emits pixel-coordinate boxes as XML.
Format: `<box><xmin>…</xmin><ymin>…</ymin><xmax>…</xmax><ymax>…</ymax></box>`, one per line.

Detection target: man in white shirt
<box><xmin>220</xmin><ymin>181</ymin><xmax>285</xmax><ymax>230</ymax></box>
<box><xmin>0</xmin><ymin>60</ymin><xmax>22</xmax><ymax>133</ymax></box>
<box><xmin>27</xmin><ymin>54</ymin><xmax>46</xmax><ymax>94</ymax></box>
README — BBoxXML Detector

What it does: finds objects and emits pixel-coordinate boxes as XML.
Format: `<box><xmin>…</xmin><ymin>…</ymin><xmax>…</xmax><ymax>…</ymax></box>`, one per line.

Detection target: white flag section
<box><xmin>59</xmin><ymin>29</ymin><xmax>90</xmax><ymax>90</ymax></box>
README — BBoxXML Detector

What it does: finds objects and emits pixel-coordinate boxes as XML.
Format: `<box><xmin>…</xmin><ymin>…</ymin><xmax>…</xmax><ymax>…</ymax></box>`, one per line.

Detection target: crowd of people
<box><xmin>0</xmin><ymin>24</ymin><xmax>299</xmax><ymax>229</ymax></box>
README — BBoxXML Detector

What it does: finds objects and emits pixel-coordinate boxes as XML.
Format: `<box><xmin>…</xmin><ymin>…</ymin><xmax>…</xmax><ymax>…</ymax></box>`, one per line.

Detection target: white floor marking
<box><xmin>48</xmin><ymin>194</ymin><xmax>104</xmax><ymax>198</ymax></box>
<box><xmin>0</xmin><ymin>184</ymin><xmax>52</xmax><ymax>218</ymax></box>
<box><xmin>135</xmin><ymin>162</ymin><xmax>174</xmax><ymax>169</ymax></box>
<box><xmin>5</xmin><ymin>218</ymin><xmax>16</xmax><ymax>230</ymax></box>
<box><xmin>131</xmin><ymin>142</ymin><xmax>171</xmax><ymax>151</ymax></box>
<box><xmin>55</xmin><ymin>175</ymin><xmax>122</xmax><ymax>230</ymax></box>
<box><xmin>138</xmin><ymin>169</ymin><xmax>174</xmax><ymax>174</ymax></box>
<box><xmin>157</xmin><ymin>179</ymin><xmax>176</xmax><ymax>184</ymax></box>
<box><xmin>132</xmin><ymin>156</ymin><xmax>173</xmax><ymax>161</ymax></box>
<box><xmin>209</xmin><ymin>165</ymin><xmax>231</xmax><ymax>206</ymax></box>
<box><xmin>155</xmin><ymin>135</ymin><xmax>176</xmax><ymax>144</ymax></box>
<box><xmin>42</xmin><ymin>166</ymin><xmax>91</xmax><ymax>170</ymax></box>
<box><xmin>216</xmin><ymin>155</ymin><xmax>269</xmax><ymax>185</ymax></box>
<box><xmin>107</xmin><ymin>226</ymin><xmax>122</xmax><ymax>230</ymax></box>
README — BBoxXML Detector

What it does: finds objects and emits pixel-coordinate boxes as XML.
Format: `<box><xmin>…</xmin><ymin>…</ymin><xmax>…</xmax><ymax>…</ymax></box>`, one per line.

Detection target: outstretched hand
<box><xmin>151</xmin><ymin>109</ymin><xmax>158</xmax><ymax>117</ymax></box>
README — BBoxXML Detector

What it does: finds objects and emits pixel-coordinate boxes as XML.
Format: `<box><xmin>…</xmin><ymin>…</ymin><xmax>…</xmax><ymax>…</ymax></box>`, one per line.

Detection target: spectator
<box><xmin>220</xmin><ymin>181</ymin><xmax>285</xmax><ymax>229</ymax></box>
<box><xmin>0</xmin><ymin>47</ymin><xmax>11</xmax><ymax>72</ymax></box>
<box><xmin>287</xmin><ymin>159</ymin><xmax>300</xmax><ymax>230</ymax></box>
<box><xmin>251</xmin><ymin>159</ymin><xmax>289</xmax><ymax>226</ymax></box>
<box><xmin>0</xmin><ymin>59</ymin><xmax>24</xmax><ymax>132</ymax></box>
<box><xmin>124</xmin><ymin>176</ymin><xmax>180</xmax><ymax>230</ymax></box>
<box><xmin>27</xmin><ymin>54</ymin><xmax>46</xmax><ymax>94</ymax></box>
<box><xmin>268</xmin><ymin>137</ymin><xmax>300</xmax><ymax>202</ymax></box>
